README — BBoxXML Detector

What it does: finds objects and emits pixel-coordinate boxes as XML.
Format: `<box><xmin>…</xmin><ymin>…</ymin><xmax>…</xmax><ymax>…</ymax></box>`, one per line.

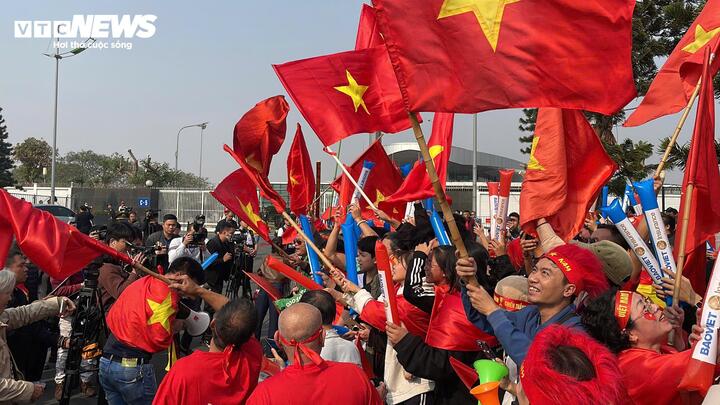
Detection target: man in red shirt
<box><xmin>246</xmin><ymin>303</ymin><xmax>382</xmax><ymax>405</ymax></box>
<box><xmin>154</xmin><ymin>298</ymin><xmax>262</xmax><ymax>405</ymax></box>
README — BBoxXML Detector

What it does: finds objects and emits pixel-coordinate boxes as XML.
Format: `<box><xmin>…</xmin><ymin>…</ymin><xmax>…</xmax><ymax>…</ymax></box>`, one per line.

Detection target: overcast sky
<box><xmin>0</xmin><ymin>1</ymin><xmax>707</xmax><ymax>186</ymax></box>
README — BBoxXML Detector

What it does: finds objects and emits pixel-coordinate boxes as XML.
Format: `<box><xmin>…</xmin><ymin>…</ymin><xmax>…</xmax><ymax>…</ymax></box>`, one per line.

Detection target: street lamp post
<box><xmin>199</xmin><ymin>122</ymin><xmax>208</xmax><ymax>179</ymax></box>
<box><xmin>174</xmin><ymin>122</ymin><xmax>208</xmax><ymax>172</ymax></box>
<box><xmin>44</xmin><ymin>38</ymin><xmax>95</xmax><ymax>203</ymax></box>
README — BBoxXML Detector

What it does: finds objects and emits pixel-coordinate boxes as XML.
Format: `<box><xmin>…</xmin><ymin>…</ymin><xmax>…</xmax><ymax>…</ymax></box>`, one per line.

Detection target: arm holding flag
<box><xmin>165</xmin><ymin>273</ymin><xmax>229</xmax><ymax>312</ymax></box>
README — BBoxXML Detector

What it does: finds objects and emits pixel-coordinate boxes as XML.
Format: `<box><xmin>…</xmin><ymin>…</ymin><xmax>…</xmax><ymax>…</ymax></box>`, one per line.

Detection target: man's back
<box><xmin>247</xmin><ymin>361</ymin><xmax>381</xmax><ymax>405</ymax></box>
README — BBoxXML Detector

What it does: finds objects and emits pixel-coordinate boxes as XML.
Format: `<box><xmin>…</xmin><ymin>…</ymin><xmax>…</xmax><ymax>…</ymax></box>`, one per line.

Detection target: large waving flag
<box><xmin>233</xmin><ymin>95</ymin><xmax>289</xmax><ymax>175</ymax></box>
<box><xmin>520</xmin><ymin>109</ymin><xmax>616</xmax><ymax>241</ymax></box>
<box><xmin>356</xmin><ymin>4</ymin><xmax>384</xmax><ymax>50</ymax></box>
<box><xmin>0</xmin><ymin>189</ymin><xmax>131</xmax><ymax>280</ymax></box>
<box><xmin>287</xmin><ymin>124</ymin><xmax>315</xmax><ymax>215</ymax></box>
<box><xmin>330</xmin><ymin>140</ymin><xmax>404</xmax><ymax>212</ymax></box>
<box><xmin>224</xmin><ymin>145</ymin><xmax>287</xmax><ymax>214</ymax></box>
<box><xmin>625</xmin><ymin>0</ymin><xmax>720</xmax><ymax>127</ymax></box>
<box><xmin>672</xmin><ymin>49</ymin><xmax>720</xmax><ymax>294</ymax></box>
<box><xmin>273</xmin><ymin>46</ymin><xmax>414</xmax><ymax>147</ymax></box>
<box><xmin>211</xmin><ymin>169</ymin><xmax>271</xmax><ymax>242</ymax></box>
<box><xmin>106</xmin><ymin>276</ymin><xmax>178</xmax><ymax>353</ymax></box>
<box><xmin>382</xmin><ymin>112</ymin><xmax>454</xmax><ymax>206</ymax></box>
<box><xmin>371</xmin><ymin>0</ymin><xmax>636</xmax><ymax>114</ymax></box>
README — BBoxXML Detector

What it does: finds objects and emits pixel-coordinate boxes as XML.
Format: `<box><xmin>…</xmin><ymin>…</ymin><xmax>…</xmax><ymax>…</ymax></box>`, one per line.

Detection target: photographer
<box><xmin>141</xmin><ymin>209</ymin><xmax>162</xmax><ymax>241</ymax></box>
<box><xmin>75</xmin><ymin>203</ymin><xmax>94</xmax><ymax>235</ymax></box>
<box><xmin>215</xmin><ymin>208</ymin><xmax>238</xmax><ymax>234</ymax></box>
<box><xmin>145</xmin><ymin>214</ymin><xmax>178</xmax><ymax>270</ymax></box>
<box><xmin>168</xmin><ymin>218</ymin><xmax>210</xmax><ymax>265</ymax></box>
<box><xmin>98</xmin><ymin>222</ymin><xmax>145</xmax><ymax>310</ymax></box>
<box><xmin>206</xmin><ymin>222</ymin><xmax>236</xmax><ymax>296</ymax></box>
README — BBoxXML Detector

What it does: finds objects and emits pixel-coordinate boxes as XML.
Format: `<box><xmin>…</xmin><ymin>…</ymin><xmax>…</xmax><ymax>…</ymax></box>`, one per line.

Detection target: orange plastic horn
<box><xmin>470</xmin><ymin>381</ymin><xmax>500</xmax><ymax>405</ymax></box>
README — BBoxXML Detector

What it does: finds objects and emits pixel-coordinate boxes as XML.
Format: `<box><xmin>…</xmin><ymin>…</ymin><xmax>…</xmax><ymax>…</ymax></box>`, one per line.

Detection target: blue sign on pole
<box><xmin>138</xmin><ymin>198</ymin><xmax>150</xmax><ymax>208</ymax></box>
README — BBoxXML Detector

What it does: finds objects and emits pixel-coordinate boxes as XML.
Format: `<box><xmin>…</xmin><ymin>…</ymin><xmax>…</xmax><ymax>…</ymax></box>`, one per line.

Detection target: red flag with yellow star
<box><xmin>224</xmin><ymin>145</ymin><xmax>288</xmax><ymax>214</ymax></box>
<box><xmin>381</xmin><ymin>113</ymin><xmax>454</xmax><ymax>206</ymax></box>
<box><xmin>211</xmin><ymin>169</ymin><xmax>271</xmax><ymax>242</ymax></box>
<box><xmin>0</xmin><ymin>189</ymin><xmax>132</xmax><ymax>280</ymax></box>
<box><xmin>372</xmin><ymin>0</ymin><xmax>636</xmax><ymax>115</ymax></box>
<box><xmin>356</xmin><ymin>4</ymin><xmax>384</xmax><ymax>50</ymax></box>
<box><xmin>330</xmin><ymin>140</ymin><xmax>404</xmax><ymax>215</ymax></box>
<box><xmin>287</xmin><ymin>124</ymin><xmax>315</xmax><ymax>216</ymax></box>
<box><xmin>625</xmin><ymin>0</ymin><xmax>720</xmax><ymax>126</ymax></box>
<box><xmin>106</xmin><ymin>276</ymin><xmax>178</xmax><ymax>353</ymax></box>
<box><xmin>519</xmin><ymin>109</ymin><xmax>616</xmax><ymax>241</ymax></box>
<box><xmin>273</xmin><ymin>46</ymin><xmax>413</xmax><ymax>147</ymax></box>
<box><xmin>233</xmin><ymin>95</ymin><xmax>289</xmax><ymax>176</ymax></box>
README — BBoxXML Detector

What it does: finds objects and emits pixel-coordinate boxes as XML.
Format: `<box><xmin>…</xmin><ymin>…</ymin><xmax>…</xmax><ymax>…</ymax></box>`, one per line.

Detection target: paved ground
<box><xmin>38</xmin><ymin>241</ymin><xmax>272</xmax><ymax>404</ymax></box>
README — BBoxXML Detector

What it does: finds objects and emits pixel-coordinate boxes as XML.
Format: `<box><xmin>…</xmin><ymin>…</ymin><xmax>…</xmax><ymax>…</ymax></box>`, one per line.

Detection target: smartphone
<box><xmin>261</xmin><ymin>338</ymin><xmax>287</xmax><ymax>361</ymax></box>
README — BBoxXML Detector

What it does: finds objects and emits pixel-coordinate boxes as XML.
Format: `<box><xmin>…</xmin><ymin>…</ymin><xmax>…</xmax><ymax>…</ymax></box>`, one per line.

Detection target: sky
<box><xmin>0</xmin><ymin>1</ymin><xmax>706</xmax><ymax>186</ymax></box>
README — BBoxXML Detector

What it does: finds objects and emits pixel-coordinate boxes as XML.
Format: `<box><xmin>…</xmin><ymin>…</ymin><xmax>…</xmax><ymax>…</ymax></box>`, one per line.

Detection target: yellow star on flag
<box><xmin>147</xmin><ymin>292</ymin><xmax>175</xmax><ymax>333</ymax></box>
<box><xmin>682</xmin><ymin>24</ymin><xmax>720</xmax><ymax>53</ymax></box>
<box><xmin>236</xmin><ymin>197</ymin><xmax>263</xmax><ymax>228</ymax></box>
<box><xmin>526</xmin><ymin>136</ymin><xmax>545</xmax><ymax>171</ymax></box>
<box><xmin>438</xmin><ymin>0</ymin><xmax>520</xmax><ymax>52</ymax></box>
<box><xmin>334</xmin><ymin>70</ymin><xmax>370</xmax><ymax>114</ymax></box>
<box><xmin>375</xmin><ymin>190</ymin><xmax>386</xmax><ymax>206</ymax></box>
<box><xmin>289</xmin><ymin>173</ymin><xmax>300</xmax><ymax>186</ymax></box>
<box><xmin>429</xmin><ymin>145</ymin><xmax>445</xmax><ymax>160</ymax></box>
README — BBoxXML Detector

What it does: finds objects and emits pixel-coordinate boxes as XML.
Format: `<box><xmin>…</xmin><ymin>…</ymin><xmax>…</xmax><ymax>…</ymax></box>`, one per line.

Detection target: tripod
<box><xmin>59</xmin><ymin>262</ymin><xmax>107</xmax><ymax>405</ymax></box>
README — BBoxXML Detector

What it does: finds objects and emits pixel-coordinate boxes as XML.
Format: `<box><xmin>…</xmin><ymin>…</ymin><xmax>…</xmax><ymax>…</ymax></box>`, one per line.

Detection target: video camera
<box><xmin>190</xmin><ymin>215</ymin><xmax>208</xmax><ymax>245</ymax></box>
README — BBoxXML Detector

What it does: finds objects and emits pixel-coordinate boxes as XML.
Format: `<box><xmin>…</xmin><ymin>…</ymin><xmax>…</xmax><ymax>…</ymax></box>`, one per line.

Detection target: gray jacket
<box><xmin>0</xmin><ymin>298</ymin><xmax>61</xmax><ymax>404</ymax></box>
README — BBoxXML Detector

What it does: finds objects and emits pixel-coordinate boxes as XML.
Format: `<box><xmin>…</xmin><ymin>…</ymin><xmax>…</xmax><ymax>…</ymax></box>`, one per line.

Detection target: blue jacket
<box><xmin>461</xmin><ymin>287</ymin><xmax>583</xmax><ymax>365</ymax></box>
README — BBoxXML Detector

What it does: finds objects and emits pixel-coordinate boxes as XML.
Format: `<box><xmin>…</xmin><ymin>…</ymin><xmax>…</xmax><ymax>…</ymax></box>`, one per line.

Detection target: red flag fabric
<box><xmin>330</xmin><ymin>140</ymin><xmax>404</xmax><ymax>212</ymax></box>
<box><xmin>520</xmin><ymin>109</ymin><xmax>617</xmax><ymax>241</ymax></box>
<box><xmin>233</xmin><ymin>95</ymin><xmax>289</xmax><ymax>175</ymax></box>
<box><xmin>281</xmin><ymin>226</ymin><xmax>298</xmax><ymax>246</ymax></box>
<box><xmin>625</xmin><ymin>0</ymin><xmax>720</xmax><ymax>127</ymax></box>
<box><xmin>673</xmin><ymin>48</ymin><xmax>720</xmax><ymax>294</ymax></box>
<box><xmin>106</xmin><ymin>276</ymin><xmax>178</xmax><ymax>353</ymax></box>
<box><xmin>224</xmin><ymin>144</ymin><xmax>287</xmax><ymax>214</ymax></box>
<box><xmin>356</xmin><ymin>4</ymin><xmax>384</xmax><ymax>50</ymax></box>
<box><xmin>265</xmin><ymin>256</ymin><xmax>323</xmax><ymax>291</ymax></box>
<box><xmin>211</xmin><ymin>169</ymin><xmax>271</xmax><ymax>242</ymax></box>
<box><xmin>0</xmin><ymin>189</ymin><xmax>131</xmax><ymax>280</ymax></box>
<box><xmin>382</xmin><ymin>112</ymin><xmax>454</xmax><ymax>206</ymax></box>
<box><xmin>244</xmin><ymin>271</ymin><xmax>282</xmax><ymax>302</ymax></box>
<box><xmin>372</xmin><ymin>0</ymin><xmax>636</xmax><ymax>114</ymax></box>
<box><xmin>274</xmin><ymin>47</ymin><xmax>414</xmax><ymax>147</ymax></box>
<box><xmin>287</xmin><ymin>124</ymin><xmax>315</xmax><ymax>215</ymax></box>
<box><xmin>448</xmin><ymin>356</ymin><xmax>478</xmax><ymax>390</ymax></box>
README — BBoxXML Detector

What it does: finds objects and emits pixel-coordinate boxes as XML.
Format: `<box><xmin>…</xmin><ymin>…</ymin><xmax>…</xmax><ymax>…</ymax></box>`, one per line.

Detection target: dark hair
<box><xmin>4</xmin><ymin>244</ymin><xmax>23</xmax><ymax>267</ymax></box>
<box><xmin>357</xmin><ymin>236</ymin><xmax>378</xmax><ymax>258</ymax></box>
<box><xmin>299</xmin><ymin>290</ymin><xmax>336</xmax><ymax>325</ymax></box>
<box><xmin>664</xmin><ymin>207</ymin><xmax>678</xmax><ymax>215</ymax></box>
<box><xmin>595</xmin><ymin>224</ymin><xmax>630</xmax><ymax>250</ymax></box>
<box><xmin>105</xmin><ymin>221</ymin><xmax>134</xmax><ymax>243</ymax></box>
<box><xmin>216</xmin><ymin>221</ymin><xmax>237</xmax><ymax>234</ymax></box>
<box><xmin>162</xmin><ymin>214</ymin><xmax>178</xmax><ymax>223</ymax></box>
<box><xmin>580</xmin><ymin>288</ymin><xmax>633</xmax><ymax>354</ymax></box>
<box><xmin>508</xmin><ymin>212</ymin><xmax>520</xmax><ymax>220</ymax></box>
<box><xmin>213</xmin><ymin>299</ymin><xmax>257</xmax><ymax>349</ymax></box>
<box><xmin>466</xmin><ymin>241</ymin><xmax>492</xmax><ymax>293</ymax></box>
<box><xmin>548</xmin><ymin>345</ymin><xmax>597</xmax><ymax>381</ymax></box>
<box><xmin>428</xmin><ymin>245</ymin><xmax>459</xmax><ymax>291</ymax></box>
<box><xmin>661</xmin><ymin>213</ymin><xmax>676</xmax><ymax>234</ymax></box>
<box><xmin>167</xmin><ymin>257</ymin><xmax>205</xmax><ymax>285</ymax></box>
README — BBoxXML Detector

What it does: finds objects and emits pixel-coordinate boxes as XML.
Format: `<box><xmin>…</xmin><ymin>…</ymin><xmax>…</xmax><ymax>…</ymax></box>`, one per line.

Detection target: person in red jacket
<box><xmin>246</xmin><ymin>303</ymin><xmax>382</xmax><ymax>405</ymax></box>
<box><xmin>154</xmin><ymin>298</ymin><xmax>262</xmax><ymax>405</ymax></box>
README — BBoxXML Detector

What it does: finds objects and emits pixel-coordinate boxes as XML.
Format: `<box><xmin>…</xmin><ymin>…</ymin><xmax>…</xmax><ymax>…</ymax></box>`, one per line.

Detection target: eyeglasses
<box><xmin>630</xmin><ymin>296</ymin><xmax>659</xmax><ymax>323</ymax></box>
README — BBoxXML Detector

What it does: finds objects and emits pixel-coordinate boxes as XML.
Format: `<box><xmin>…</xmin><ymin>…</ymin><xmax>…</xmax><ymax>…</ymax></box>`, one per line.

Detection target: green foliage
<box><xmin>0</xmin><ymin>108</ymin><xmax>13</xmax><ymax>187</ymax></box>
<box><xmin>518</xmin><ymin>109</ymin><xmax>537</xmax><ymax>154</ymax></box>
<box><xmin>12</xmin><ymin>137</ymin><xmax>53</xmax><ymax>184</ymax></box>
<box><xmin>656</xmin><ymin>135</ymin><xmax>720</xmax><ymax>171</ymax></box>
<box><xmin>603</xmin><ymin>139</ymin><xmax>655</xmax><ymax>196</ymax></box>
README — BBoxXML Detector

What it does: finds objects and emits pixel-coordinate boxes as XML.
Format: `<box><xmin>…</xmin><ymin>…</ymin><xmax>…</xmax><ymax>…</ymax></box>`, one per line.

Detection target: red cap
<box><xmin>544</xmin><ymin>244</ymin><xmax>609</xmax><ymax>299</ymax></box>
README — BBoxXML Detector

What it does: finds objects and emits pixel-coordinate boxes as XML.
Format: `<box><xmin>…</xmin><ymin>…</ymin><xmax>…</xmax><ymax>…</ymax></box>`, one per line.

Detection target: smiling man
<box><xmin>457</xmin><ymin>234</ymin><xmax>609</xmax><ymax>365</ymax></box>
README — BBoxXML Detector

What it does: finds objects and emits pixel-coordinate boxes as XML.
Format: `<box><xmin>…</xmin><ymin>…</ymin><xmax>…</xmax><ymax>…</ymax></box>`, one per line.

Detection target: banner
<box><xmin>488</xmin><ymin>182</ymin><xmax>500</xmax><ymax>240</ymax></box>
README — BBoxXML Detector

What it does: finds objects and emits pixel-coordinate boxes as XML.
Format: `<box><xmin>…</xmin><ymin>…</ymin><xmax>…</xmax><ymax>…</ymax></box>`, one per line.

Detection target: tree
<box><xmin>603</xmin><ymin>139</ymin><xmax>655</xmax><ymax>196</ymax></box>
<box><xmin>656</xmin><ymin>136</ymin><xmax>720</xmax><ymax>171</ymax></box>
<box><xmin>0</xmin><ymin>108</ymin><xmax>14</xmax><ymax>187</ymax></box>
<box><xmin>13</xmin><ymin>137</ymin><xmax>53</xmax><ymax>184</ymax></box>
<box><xmin>518</xmin><ymin>109</ymin><xmax>537</xmax><ymax>154</ymax></box>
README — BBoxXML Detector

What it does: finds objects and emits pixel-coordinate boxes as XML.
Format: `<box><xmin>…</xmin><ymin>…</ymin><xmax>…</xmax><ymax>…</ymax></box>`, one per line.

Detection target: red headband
<box><xmin>278</xmin><ymin>328</ymin><xmax>324</xmax><ymax>368</ymax></box>
<box><xmin>614</xmin><ymin>290</ymin><xmax>633</xmax><ymax>330</ymax></box>
<box><xmin>494</xmin><ymin>293</ymin><xmax>529</xmax><ymax>312</ymax></box>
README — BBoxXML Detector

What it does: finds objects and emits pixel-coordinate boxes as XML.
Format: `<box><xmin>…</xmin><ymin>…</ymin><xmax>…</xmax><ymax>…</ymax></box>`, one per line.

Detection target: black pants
<box><xmin>398</xmin><ymin>392</ymin><xmax>434</xmax><ymax>405</ymax></box>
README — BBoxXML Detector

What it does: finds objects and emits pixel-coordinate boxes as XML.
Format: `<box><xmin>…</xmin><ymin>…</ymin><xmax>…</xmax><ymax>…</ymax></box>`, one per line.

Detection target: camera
<box><xmin>190</xmin><ymin>215</ymin><xmax>208</xmax><ymax>245</ymax></box>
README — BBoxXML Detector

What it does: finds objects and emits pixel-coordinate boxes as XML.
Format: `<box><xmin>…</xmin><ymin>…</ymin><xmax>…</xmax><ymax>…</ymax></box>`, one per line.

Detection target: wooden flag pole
<box><xmin>408</xmin><ymin>113</ymin><xmax>477</xmax><ymax>286</ymax></box>
<box><xmin>655</xmin><ymin>78</ymin><xmax>702</xmax><ymax>178</ymax></box>
<box><xmin>672</xmin><ymin>183</ymin><xmax>695</xmax><ymax>306</ymax></box>
<box><xmin>131</xmin><ymin>261</ymin><xmax>171</xmax><ymax>284</ymax></box>
<box><xmin>325</xmin><ymin>145</ymin><xmax>379</xmax><ymax>211</ymax></box>
<box><xmin>281</xmin><ymin>211</ymin><xmax>339</xmax><ymax>273</ymax></box>
<box><xmin>269</xmin><ymin>240</ymin><xmax>294</xmax><ymax>262</ymax></box>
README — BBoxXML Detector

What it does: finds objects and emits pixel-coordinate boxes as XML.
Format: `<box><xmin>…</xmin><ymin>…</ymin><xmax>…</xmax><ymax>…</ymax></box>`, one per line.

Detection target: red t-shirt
<box><xmin>619</xmin><ymin>346</ymin><xmax>690</xmax><ymax>405</ymax></box>
<box><xmin>246</xmin><ymin>361</ymin><xmax>382</xmax><ymax>405</ymax></box>
<box><xmin>153</xmin><ymin>339</ymin><xmax>262</xmax><ymax>405</ymax></box>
